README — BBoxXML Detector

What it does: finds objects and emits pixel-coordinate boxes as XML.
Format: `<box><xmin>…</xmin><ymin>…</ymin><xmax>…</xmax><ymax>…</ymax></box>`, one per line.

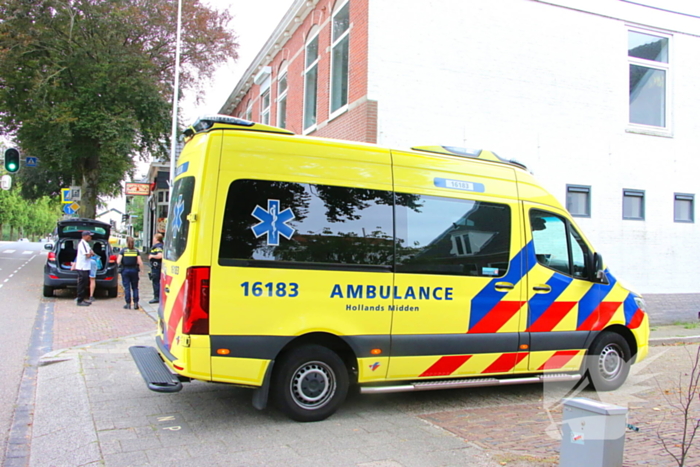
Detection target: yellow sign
<box><xmin>70</xmin><ymin>202</ymin><xmax>80</xmax><ymax>212</ymax></box>
<box><xmin>61</xmin><ymin>188</ymin><xmax>71</xmax><ymax>204</ymax></box>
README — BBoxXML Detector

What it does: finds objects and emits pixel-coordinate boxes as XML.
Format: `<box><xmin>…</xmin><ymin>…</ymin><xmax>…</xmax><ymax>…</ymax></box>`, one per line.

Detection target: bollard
<box><xmin>560</xmin><ymin>398</ymin><xmax>628</xmax><ymax>467</ymax></box>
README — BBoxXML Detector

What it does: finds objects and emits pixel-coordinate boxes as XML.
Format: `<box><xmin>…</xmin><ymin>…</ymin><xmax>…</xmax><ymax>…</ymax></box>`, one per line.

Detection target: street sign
<box><xmin>70</xmin><ymin>186</ymin><xmax>81</xmax><ymax>201</ymax></box>
<box><xmin>61</xmin><ymin>188</ymin><xmax>71</xmax><ymax>203</ymax></box>
<box><xmin>63</xmin><ymin>204</ymin><xmax>76</xmax><ymax>215</ymax></box>
<box><xmin>70</xmin><ymin>202</ymin><xmax>80</xmax><ymax>212</ymax></box>
<box><xmin>1</xmin><ymin>175</ymin><xmax>11</xmax><ymax>191</ymax></box>
<box><xmin>25</xmin><ymin>157</ymin><xmax>38</xmax><ymax>167</ymax></box>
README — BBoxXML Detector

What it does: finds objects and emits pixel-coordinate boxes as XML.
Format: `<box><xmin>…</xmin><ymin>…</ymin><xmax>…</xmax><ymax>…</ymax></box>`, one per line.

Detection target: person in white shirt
<box><xmin>75</xmin><ymin>230</ymin><xmax>94</xmax><ymax>306</ymax></box>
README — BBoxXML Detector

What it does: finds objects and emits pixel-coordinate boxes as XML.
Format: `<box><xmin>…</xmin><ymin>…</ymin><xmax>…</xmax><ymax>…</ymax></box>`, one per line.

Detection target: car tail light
<box><xmin>182</xmin><ymin>267</ymin><xmax>210</xmax><ymax>335</ymax></box>
<box><xmin>109</xmin><ymin>255</ymin><xmax>117</xmax><ymax>263</ymax></box>
<box><xmin>48</xmin><ymin>252</ymin><xmax>56</xmax><ymax>262</ymax></box>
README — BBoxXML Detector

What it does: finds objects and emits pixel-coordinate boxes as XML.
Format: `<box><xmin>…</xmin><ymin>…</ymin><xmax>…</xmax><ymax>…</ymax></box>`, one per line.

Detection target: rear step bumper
<box><xmin>129</xmin><ymin>346</ymin><xmax>183</xmax><ymax>393</ymax></box>
<box><xmin>360</xmin><ymin>373</ymin><xmax>581</xmax><ymax>394</ymax></box>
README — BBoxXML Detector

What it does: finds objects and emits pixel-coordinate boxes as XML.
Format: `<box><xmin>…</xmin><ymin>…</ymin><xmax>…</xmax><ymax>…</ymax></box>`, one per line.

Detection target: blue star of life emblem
<box><xmin>251</xmin><ymin>199</ymin><xmax>296</xmax><ymax>246</ymax></box>
<box><xmin>171</xmin><ymin>194</ymin><xmax>185</xmax><ymax>237</ymax></box>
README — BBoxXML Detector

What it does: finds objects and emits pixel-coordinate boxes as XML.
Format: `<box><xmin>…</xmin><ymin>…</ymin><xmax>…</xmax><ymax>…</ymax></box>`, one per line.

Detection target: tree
<box><xmin>0</xmin><ymin>0</ymin><xmax>238</xmax><ymax>218</ymax></box>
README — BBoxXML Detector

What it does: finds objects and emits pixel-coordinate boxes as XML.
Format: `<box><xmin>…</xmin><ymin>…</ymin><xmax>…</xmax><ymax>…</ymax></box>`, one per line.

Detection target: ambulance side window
<box><xmin>395</xmin><ymin>195</ymin><xmax>511</xmax><ymax>277</ymax></box>
<box><xmin>530</xmin><ymin>210</ymin><xmax>589</xmax><ymax>279</ymax></box>
<box><xmin>219</xmin><ymin>179</ymin><xmax>394</xmax><ymax>269</ymax></box>
<box><xmin>164</xmin><ymin>176</ymin><xmax>194</xmax><ymax>262</ymax></box>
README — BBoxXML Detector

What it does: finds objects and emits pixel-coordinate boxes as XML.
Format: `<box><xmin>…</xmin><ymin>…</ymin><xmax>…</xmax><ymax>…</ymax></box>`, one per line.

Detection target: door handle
<box><xmin>494</xmin><ymin>282</ymin><xmax>515</xmax><ymax>290</ymax></box>
<box><xmin>533</xmin><ymin>285</ymin><xmax>551</xmax><ymax>293</ymax></box>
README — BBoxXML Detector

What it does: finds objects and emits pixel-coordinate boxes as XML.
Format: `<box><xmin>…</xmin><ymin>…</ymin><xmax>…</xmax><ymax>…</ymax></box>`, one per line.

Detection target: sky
<box><xmin>107</xmin><ymin>0</ymin><xmax>292</xmax><ymax>213</ymax></box>
<box><xmin>180</xmin><ymin>0</ymin><xmax>293</xmax><ymax>124</ymax></box>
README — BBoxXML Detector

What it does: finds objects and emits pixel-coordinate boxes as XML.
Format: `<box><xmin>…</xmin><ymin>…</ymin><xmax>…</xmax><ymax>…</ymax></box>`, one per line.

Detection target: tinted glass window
<box><xmin>530</xmin><ymin>209</ymin><xmax>590</xmax><ymax>278</ymax></box>
<box><xmin>395</xmin><ymin>196</ymin><xmax>511</xmax><ymax>277</ymax></box>
<box><xmin>164</xmin><ymin>176</ymin><xmax>195</xmax><ymax>262</ymax></box>
<box><xmin>219</xmin><ymin>180</ymin><xmax>394</xmax><ymax>267</ymax></box>
<box><xmin>530</xmin><ymin>210</ymin><xmax>570</xmax><ymax>275</ymax></box>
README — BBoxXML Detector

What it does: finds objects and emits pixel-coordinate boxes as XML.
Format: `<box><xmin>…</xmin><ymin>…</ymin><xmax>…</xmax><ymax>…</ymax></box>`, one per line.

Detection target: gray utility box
<box><xmin>560</xmin><ymin>398</ymin><xmax>628</xmax><ymax>467</ymax></box>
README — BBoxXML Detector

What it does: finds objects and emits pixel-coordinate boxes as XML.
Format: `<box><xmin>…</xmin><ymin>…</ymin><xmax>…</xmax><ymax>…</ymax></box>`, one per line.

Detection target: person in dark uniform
<box><xmin>148</xmin><ymin>233</ymin><xmax>163</xmax><ymax>304</ymax></box>
<box><xmin>117</xmin><ymin>237</ymin><xmax>143</xmax><ymax>309</ymax></box>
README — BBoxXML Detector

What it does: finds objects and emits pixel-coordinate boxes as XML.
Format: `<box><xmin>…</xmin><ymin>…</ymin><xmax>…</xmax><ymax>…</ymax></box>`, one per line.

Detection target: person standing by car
<box><xmin>117</xmin><ymin>237</ymin><xmax>143</xmax><ymax>309</ymax></box>
<box><xmin>75</xmin><ymin>230</ymin><xmax>94</xmax><ymax>306</ymax></box>
<box><xmin>147</xmin><ymin>233</ymin><xmax>163</xmax><ymax>304</ymax></box>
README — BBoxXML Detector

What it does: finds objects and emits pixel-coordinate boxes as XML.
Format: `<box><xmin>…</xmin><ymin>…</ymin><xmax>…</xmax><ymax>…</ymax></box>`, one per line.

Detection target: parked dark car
<box><xmin>43</xmin><ymin>219</ymin><xmax>119</xmax><ymax>297</ymax></box>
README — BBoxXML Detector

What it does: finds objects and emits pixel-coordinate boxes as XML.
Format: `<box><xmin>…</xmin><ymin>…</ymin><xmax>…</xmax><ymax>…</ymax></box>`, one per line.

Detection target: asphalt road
<box><xmin>0</xmin><ymin>240</ymin><xmax>48</xmax><ymax>465</ymax></box>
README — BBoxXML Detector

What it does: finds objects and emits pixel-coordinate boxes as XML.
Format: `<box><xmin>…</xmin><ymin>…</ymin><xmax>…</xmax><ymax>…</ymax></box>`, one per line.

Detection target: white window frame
<box><xmin>674</xmin><ymin>193</ymin><xmax>694</xmax><ymax>223</ymax></box>
<box><xmin>303</xmin><ymin>28</ymin><xmax>320</xmax><ymax>134</ymax></box>
<box><xmin>260</xmin><ymin>88</ymin><xmax>271</xmax><ymax>125</ymax></box>
<box><xmin>566</xmin><ymin>185</ymin><xmax>591</xmax><ymax>218</ymax></box>
<box><xmin>329</xmin><ymin>0</ymin><xmax>350</xmax><ymax>119</ymax></box>
<box><xmin>245</xmin><ymin>101</ymin><xmax>253</xmax><ymax>122</ymax></box>
<box><xmin>277</xmin><ymin>63</ymin><xmax>288</xmax><ymax>129</ymax></box>
<box><xmin>627</xmin><ymin>27</ymin><xmax>672</xmax><ymax>137</ymax></box>
<box><xmin>623</xmin><ymin>189</ymin><xmax>645</xmax><ymax>221</ymax></box>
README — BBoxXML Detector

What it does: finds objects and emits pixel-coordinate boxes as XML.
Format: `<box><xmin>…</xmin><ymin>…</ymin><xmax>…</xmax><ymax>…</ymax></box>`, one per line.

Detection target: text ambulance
<box><xmin>130</xmin><ymin>115</ymin><xmax>649</xmax><ymax>422</ymax></box>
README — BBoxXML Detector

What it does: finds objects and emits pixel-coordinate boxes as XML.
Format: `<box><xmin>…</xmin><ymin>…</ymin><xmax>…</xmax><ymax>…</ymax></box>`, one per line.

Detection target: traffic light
<box><xmin>4</xmin><ymin>148</ymin><xmax>20</xmax><ymax>173</ymax></box>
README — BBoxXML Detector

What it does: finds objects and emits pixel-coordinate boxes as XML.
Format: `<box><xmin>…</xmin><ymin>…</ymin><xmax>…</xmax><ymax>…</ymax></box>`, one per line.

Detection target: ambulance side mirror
<box><xmin>593</xmin><ymin>252</ymin><xmax>609</xmax><ymax>284</ymax></box>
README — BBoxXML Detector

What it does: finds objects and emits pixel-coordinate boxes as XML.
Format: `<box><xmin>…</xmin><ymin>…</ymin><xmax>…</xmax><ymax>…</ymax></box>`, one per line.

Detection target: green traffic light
<box><xmin>4</xmin><ymin>147</ymin><xmax>20</xmax><ymax>173</ymax></box>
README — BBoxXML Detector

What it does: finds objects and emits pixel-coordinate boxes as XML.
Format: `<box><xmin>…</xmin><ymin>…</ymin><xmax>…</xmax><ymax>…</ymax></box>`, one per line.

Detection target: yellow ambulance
<box><xmin>130</xmin><ymin>115</ymin><xmax>649</xmax><ymax>422</ymax></box>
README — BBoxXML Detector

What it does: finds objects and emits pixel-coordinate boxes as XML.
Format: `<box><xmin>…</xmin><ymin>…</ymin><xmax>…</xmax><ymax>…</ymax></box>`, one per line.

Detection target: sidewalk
<box><xmin>23</xmin><ymin>282</ymin><xmax>700</xmax><ymax>467</ymax></box>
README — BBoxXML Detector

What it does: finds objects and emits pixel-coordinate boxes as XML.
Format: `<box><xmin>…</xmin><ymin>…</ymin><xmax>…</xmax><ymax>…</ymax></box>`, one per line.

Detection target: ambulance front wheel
<box><xmin>587</xmin><ymin>331</ymin><xmax>631</xmax><ymax>392</ymax></box>
<box><xmin>272</xmin><ymin>345</ymin><xmax>349</xmax><ymax>422</ymax></box>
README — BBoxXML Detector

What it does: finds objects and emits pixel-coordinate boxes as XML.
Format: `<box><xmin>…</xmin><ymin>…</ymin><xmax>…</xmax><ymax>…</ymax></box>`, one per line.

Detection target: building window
<box><xmin>330</xmin><ymin>0</ymin><xmax>350</xmax><ymax>116</ymax></box>
<box><xmin>245</xmin><ymin>101</ymin><xmax>253</xmax><ymax>121</ymax></box>
<box><xmin>674</xmin><ymin>193</ymin><xmax>694</xmax><ymax>223</ymax></box>
<box><xmin>303</xmin><ymin>30</ymin><xmax>320</xmax><ymax>132</ymax></box>
<box><xmin>260</xmin><ymin>89</ymin><xmax>270</xmax><ymax>125</ymax></box>
<box><xmin>628</xmin><ymin>30</ymin><xmax>669</xmax><ymax>129</ymax></box>
<box><xmin>623</xmin><ymin>189</ymin><xmax>645</xmax><ymax>220</ymax></box>
<box><xmin>277</xmin><ymin>68</ymin><xmax>288</xmax><ymax>129</ymax></box>
<box><xmin>566</xmin><ymin>185</ymin><xmax>591</xmax><ymax>218</ymax></box>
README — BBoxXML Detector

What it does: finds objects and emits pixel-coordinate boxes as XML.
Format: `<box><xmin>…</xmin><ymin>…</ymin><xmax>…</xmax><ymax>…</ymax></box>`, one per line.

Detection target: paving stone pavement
<box><xmin>22</xmin><ymin>269</ymin><xmax>700</xmax><ymax>466</ymax></box>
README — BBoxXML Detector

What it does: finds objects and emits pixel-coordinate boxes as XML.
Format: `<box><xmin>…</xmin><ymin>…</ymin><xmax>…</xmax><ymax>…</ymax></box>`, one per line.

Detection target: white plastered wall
<box><xmin>367</xmin><ymin>0</ymin><xmax>700</xmax><ymax>293</ymax></box>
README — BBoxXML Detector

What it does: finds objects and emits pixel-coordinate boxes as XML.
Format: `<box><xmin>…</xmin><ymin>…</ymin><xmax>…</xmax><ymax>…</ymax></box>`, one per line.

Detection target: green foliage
<box><xmin>0</xmin><ymin>0</ymin><xmax>238</xmax><ymax>218</ymax></box>
<box><xmin>0</xmin><ymin>183</ymin><xmax>61</xmax><ymax>240</ymax></box>
<box><xmin>127</xmin><ymin>194</ymin><xmax>146</xmax><ymax>234</ymax></box>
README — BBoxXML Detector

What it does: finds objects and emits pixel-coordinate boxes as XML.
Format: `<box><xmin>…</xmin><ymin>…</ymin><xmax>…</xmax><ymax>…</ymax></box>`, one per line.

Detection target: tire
<box><xmin>587</xmin><ymin>331</ymin><xmax>631</xmax><ymax>391</ymax></box>
<box><xmin>107</xmin><ymin>287</ymin><xmax>118</xmax><ymax>298</ymax></box>
<box><xmin>271</xmin><ymin>345</ymin><xmax>349</xmax><ymax>422</ymax></box>
<box><xmin>43</xmin><ymin>285</ymin><xmax>54</xmax><ymax>297</ymax></box>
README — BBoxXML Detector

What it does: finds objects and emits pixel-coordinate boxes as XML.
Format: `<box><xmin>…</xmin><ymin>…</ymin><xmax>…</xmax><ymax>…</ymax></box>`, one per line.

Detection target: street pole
<box><xmin>169</xmin><ymin>0</ymin><xmax>183</xmax><ymax>198</ymax></box>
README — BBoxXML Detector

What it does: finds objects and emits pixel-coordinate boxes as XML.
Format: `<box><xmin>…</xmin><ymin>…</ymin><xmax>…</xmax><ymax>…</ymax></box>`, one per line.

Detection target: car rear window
<box><xmin>164</xmin><ymin>176</ymin><xmax>195</xmax><ymax>262</ymax></box>
<box><xmin>60</xmin><ymin>225</ymin><xmax>108</xmax><ymax>236</ymax></box>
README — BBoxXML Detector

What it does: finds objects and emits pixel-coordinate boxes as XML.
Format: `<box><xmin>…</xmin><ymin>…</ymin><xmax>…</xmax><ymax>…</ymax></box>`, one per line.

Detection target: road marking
<box><xmin>22</xmin><ymin>251</ymin><xmax>32</xmax><ymax>255</ymax></box>
<box><xmin>3</xmin><ymin>250</ymin><xmax>16</xmax><ymax>254</ymax></box>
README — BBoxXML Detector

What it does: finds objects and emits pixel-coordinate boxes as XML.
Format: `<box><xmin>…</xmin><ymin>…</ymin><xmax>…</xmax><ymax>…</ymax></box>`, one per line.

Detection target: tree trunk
<box><xmin>82</xmin><ymin>153</ymin><xmax>100</xmax><ymax>220</ymax></box>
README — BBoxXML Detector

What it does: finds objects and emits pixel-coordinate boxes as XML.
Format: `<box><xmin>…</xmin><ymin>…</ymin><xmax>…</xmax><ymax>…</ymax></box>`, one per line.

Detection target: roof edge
<box><xmin>219</xmin><ymin>0</ymin><xmax>319</xmax><ymax>115</ymax></box>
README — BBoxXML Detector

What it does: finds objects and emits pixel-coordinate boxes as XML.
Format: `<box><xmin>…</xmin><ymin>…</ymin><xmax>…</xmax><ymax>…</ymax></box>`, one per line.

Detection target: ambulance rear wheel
<box><xmin>587</xmin><ymin>331</ymin><xmax>631</xmax><ymax>392</ymax></box>
<box><xmin>272</xmin><ymin>345</ymin><xmax>349</xmax><ymax>422</ymax></box>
